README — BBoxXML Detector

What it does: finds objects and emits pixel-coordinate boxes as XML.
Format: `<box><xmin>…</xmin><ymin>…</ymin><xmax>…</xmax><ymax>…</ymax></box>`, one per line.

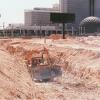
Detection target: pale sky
<box><xmin>0</xmin><ymin>0</ymin><xmax>59</xmax><ymax>26</ymax></box>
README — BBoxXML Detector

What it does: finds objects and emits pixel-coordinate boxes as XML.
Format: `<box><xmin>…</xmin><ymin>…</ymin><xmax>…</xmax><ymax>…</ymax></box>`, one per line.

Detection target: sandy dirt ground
<box><xmin>0</xmin><ymin>36</ymin><xmax>100</xmax><ymax>100</ymax></box>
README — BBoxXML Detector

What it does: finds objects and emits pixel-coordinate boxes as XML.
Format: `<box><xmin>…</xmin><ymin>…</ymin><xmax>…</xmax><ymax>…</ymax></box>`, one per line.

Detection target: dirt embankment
<box><xmin>0</xmin><ymin>49</ymin><xmax>34</xmax><ymax>99</ymax></box>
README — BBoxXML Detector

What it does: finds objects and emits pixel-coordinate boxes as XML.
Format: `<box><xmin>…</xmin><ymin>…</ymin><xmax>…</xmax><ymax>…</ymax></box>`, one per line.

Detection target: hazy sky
<box><xmin>0</xmin><ymin>0</ymin><xmax>58</xmax><ymax>26</ymax></box>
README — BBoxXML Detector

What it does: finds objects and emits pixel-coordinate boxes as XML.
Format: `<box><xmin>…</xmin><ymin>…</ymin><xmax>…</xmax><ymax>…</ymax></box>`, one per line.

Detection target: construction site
<box><xmin>0</xmin><ymin>34</ymin><xmax>100</xmax><ymax>100</ymax></box>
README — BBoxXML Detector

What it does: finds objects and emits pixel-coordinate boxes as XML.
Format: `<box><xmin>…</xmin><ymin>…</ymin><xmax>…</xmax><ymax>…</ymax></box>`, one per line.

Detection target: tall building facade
<box><xmin>25</xmin><ymin>10</ymin><xmax>51</xmax><ymax>26</ymax></box>
<box><xmin>24</xmin><ymin>10</ymin><xmax>33</xmax><ymax>26</ymax></box>
<box><xmin>95</xmin><ymin>0</ymin><xmax>100</xmax><ymax>17</ymax></box>
<box><xmin>60</xmin><ymin>0</ymin><xmax>100</xmax><ymax>28</ymax></box>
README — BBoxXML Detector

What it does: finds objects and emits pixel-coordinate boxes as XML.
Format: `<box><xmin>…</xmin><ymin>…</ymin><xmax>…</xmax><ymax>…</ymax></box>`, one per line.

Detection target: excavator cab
<box><xmin>31</xmin><ymin>57</ymin><xmax>43</xmax><ymax>67</ymax></box>
<box><xmin>31</xmin><ymin>47</ymin><xmax>50</xmax><ymax>67</ymax></box>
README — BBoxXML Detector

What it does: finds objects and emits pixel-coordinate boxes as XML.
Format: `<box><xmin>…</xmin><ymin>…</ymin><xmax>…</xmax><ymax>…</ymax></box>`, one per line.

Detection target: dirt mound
<box><xmin>48</xmin><ymin>34</ymin><xmax>62</xmax><ymax>40</ymax></box>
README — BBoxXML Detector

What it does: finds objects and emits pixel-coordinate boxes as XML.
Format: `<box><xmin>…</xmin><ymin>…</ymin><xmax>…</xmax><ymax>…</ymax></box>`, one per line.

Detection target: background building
<box><xmin>59</xmin><ymin>0</ymin><xmax>100</xmax><ymax>29</ymax></box>
<box><xmin>23</xmin><ymin>0</ymin><xmax>100</xmax><ymax>35</ymax></box>
<box><xmin>95</xmin><ymin>0</ymin><xmax>100</xmax><ymax>18</ymax></box>
<box><xmin>59</xmin><ymin>0</ymin><xmax>90</xmax><ymax>28</ymax></box>
<box><xmin>24</xmin><ymin>7</ymin><xmax>59</xmax><ymax>26</ymax></box>
<box><xmin>24</xmin><ymin>10</ymin><xmax>33</xmax><ymax>26</ymax></box>
<box><xmin>24</xmin><ymin>6</ymin><xmax>61</xmax><ymax>36</ymax></box>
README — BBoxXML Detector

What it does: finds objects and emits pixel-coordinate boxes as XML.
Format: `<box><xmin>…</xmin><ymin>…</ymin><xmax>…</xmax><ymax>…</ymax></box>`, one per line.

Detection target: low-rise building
<box><xmin>24</xmin><ymin>7</ymin><xmax>59</xmax><ymax>26</ymax></box>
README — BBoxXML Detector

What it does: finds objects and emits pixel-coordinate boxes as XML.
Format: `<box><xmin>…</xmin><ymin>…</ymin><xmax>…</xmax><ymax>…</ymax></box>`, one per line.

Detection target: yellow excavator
<box><xmin>31</xmin><ymin>47</ymin><xmax>62</xmax><ymax>82</ymax></box>
<box><xmin>31</xmin><ymin>47</ymin><xmax>51</xmax><ymax>67</ymax></box>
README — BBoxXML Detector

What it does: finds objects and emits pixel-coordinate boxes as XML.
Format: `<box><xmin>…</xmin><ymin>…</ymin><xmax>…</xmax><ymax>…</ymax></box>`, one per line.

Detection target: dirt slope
<box><xmin>0</xmin><ymin>49</ymin><xmax>34</xmax><ymax>99</ymax></box>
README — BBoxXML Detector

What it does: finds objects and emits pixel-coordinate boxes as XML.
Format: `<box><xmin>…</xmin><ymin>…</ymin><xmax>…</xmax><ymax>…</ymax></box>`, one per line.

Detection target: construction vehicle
<box><xmin>30</xmin><ymin>47</ymin><xmax>62</xmax><ymax>82</ymax></box>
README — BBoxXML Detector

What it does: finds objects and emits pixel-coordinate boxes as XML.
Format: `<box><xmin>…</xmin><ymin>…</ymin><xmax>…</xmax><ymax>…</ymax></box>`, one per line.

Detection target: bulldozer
<box><xmin>30</xmin><ymin>47</ymin><xmax>62</xmax><ymax>82</ymax></box>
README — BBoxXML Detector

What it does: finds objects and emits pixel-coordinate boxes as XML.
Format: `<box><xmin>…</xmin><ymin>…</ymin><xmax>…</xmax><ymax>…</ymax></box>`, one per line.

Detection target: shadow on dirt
<box><xmin>33</xmin><ymin>65</ymin><xmax>62</xmax><ymax>83</ymax></box>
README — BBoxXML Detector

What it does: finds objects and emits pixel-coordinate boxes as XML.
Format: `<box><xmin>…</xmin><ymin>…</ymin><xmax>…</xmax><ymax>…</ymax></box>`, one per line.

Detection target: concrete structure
<box><xmin>24</xmin><ymin>10</ymin><xmax>33</xmax><ymax>26</ymax></box>
<box><xmin>59</xmin><ymin>0</ymin><xmax>100</xmax><ymax>28</ymax></box>
<box><xmin>95</xmin><ymin>0</ymin><xmax>100</xmax><ymax>18</ymax></box>
<box><xmin>60</xmin><ymin>0</ymin><xmax>90</xmax><ymax>28</ymax></box>
<box><xmin>24</xmin><ymin>6</ymin><xmax>61</xmax><ymax>36</ymax></box>
<box><xmin>3</xmin><ymin>23</ymin><xmax>61</xmax><ymax>37</ymax></box>
<box><xmin>79</xmin><ymin>0</ymin><xmax>100</xmax><ymax>33</ymax></box>
<box><xmin>80</xmin><ymin>16</ymin><xmax>100</xmax><ymax>33</ymax></box>
<box><xmin>24</xmin><ymin>7</ymin><xmax>59</xmax><ymax>26</ymax></box>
